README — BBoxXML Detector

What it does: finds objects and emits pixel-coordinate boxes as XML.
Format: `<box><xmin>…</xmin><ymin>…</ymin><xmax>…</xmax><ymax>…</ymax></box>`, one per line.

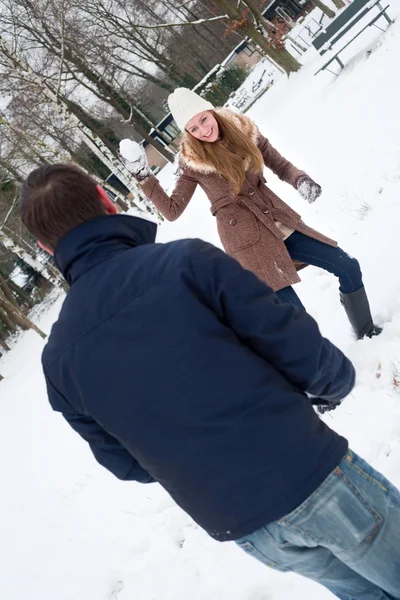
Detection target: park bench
<box><xmin>313</xmin><ymin>0</ymin><xmax>393</xmax><ymax>75</ymax></box>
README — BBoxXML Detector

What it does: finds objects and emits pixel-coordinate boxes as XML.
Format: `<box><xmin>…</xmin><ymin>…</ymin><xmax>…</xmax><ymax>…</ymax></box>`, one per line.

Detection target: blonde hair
<box><xmin>184</xmin><ymin>111</ymin><xmax>264</xmax><ymax>194</ymax></box>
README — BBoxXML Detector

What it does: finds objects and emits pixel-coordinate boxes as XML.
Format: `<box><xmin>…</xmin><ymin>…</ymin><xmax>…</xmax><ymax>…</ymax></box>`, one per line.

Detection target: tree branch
<box><xmin>129</xmin><ymin>14</ymin><xmax>229</xmax><ymax>30</ymax></box>
<box><xmin>0</xmin><ymin>190</ymin><xmax>18</xmax><ymax>231</ymax></box>
<box><xmin>56</xmin><ymin>10</ymin><xmax>65</xmax><ymax>98</ymax></box>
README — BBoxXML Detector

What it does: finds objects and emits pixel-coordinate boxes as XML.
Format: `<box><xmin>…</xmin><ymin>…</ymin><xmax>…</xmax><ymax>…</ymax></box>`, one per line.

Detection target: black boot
<box><xmin>340</xmin><ymin>287</ymin><xmax>382</xmax><ymax>340</ymax></box>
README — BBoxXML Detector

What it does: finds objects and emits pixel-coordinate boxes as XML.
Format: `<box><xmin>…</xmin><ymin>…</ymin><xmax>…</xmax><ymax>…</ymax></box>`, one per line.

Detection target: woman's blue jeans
<box><xmin>276</xmin><ymin>232</ymin><xmax>363</xmax><ymax>309</ymax></box>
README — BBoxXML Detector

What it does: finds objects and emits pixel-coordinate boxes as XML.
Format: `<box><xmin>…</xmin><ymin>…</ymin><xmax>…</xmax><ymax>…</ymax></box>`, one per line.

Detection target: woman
<box><xmin>120</xmin><ymin>87</ymin><xmax>381</xmax><ymax>339</ymax></box>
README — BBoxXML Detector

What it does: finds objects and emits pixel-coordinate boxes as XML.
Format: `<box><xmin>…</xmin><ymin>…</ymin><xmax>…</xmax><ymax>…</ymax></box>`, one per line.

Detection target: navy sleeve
<box><xmin>45</xmin><ymin>376</ymin><xmax>155</xmax><ymax>483</ymax></box>
<box><xmin>189</xmin><ymin>241</ymin><xmax>355</xmax><ymax>403</ymax></box>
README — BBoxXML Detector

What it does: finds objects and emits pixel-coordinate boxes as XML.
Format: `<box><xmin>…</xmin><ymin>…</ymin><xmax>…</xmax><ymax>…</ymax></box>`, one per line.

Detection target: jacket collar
<box><xmin>179</xmin><ymin>108</ymin><xmax>259</xmax><ymax>175</ymax></box>
<box><xmin>54</xmin><ymin>214</ymin><xmax>158</xmax><ymax>285</ymax></box>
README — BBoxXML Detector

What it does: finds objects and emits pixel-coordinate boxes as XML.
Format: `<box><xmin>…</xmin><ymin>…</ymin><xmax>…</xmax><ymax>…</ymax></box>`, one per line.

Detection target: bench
<box><xmin>252</xmin><ymin>69</ymin><xmax>266</xmax><ymax>94</ymax></box>
<box><xmin>313</xmin><ymin>0</ymin><xmax>393</xmax><ymax>75</ymax></box>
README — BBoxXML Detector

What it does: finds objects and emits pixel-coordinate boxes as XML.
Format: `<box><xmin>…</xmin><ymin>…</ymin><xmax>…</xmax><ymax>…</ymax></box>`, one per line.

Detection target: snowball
<box><xmin>119</xmin><ymin>139</ymin><xmax>143</xmax><ymax>162</ymax></box>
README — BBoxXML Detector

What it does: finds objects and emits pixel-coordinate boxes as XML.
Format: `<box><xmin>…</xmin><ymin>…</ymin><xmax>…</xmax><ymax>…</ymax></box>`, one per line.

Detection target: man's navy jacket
<box><xmin>43</xmin><ymin>214</ymin><xmax>353</xmax><ymax>541</ymax></box>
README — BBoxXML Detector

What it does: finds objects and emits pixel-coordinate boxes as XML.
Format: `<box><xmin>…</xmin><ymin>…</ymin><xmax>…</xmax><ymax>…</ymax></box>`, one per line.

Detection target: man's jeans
<box><xmin>236</xmin><ymin>450</ymin><xmax>400</xmax><ymax>599</ymax></box>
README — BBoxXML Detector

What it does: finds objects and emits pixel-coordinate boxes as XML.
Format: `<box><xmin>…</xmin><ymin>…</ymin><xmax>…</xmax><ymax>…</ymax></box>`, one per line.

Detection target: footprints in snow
<box><xmin>107</xmin><ymin>579</ymin><xmax>124</xmax><ymax>599</ymax></box>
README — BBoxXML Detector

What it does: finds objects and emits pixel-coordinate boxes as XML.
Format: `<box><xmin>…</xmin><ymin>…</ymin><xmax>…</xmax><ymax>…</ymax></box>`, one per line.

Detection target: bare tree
<box><xmin>0</xmin><ymin>181</ymin><xmax>49</xmax><ymax>341</ymax></box>
<box><xmin>0</xmin><ymin>292</ymin><xmax>46</xmax><ymax>339</ymax></box>
<box><xmin>112</xmin><ymin>0</ymin><xmax>301</xmax><ymax>73</ymax></box>
<box><xmin>0</xmin><ymin>32</ymin><xmax>164</xmax><ymax>219</ymax></box>
<box><xmin>216</xmin><ymin>0</ymin><xmax>301</xmax><ymax>73</ymax></box>
<box><xmin>0</xmin><ymin>0</ymin><xmax>175</xmax><ymax>161</ymax></box>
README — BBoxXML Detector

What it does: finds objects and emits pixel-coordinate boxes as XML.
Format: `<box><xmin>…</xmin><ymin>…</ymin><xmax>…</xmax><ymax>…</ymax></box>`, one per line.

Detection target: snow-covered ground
<box><xmin>2</xmin><ymin>5</ymin><xmax>400</xmax><ymax>598</ymax></box>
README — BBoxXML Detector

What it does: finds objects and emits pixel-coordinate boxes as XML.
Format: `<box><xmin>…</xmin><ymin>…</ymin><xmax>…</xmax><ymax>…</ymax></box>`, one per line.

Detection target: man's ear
<box><xmin>38</xmin><ymin>240</ymin><xmax>54</xmax><ymax>256</ymax></box>
<box><xmin>96</xmin><ymin>185</ymin><xmax>118</xmax><ymax>214</ymax></box>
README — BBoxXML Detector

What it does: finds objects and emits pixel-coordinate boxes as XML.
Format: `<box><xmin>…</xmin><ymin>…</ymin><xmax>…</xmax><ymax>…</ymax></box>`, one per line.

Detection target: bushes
<box><xmin>195</xmin><ymin>62</ymin><xmax>250</xmax><ymax>105</ymax></box>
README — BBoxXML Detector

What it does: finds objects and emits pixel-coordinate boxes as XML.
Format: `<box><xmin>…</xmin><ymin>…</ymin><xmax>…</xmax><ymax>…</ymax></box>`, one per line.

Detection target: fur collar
<box><xmin>178</xmin><ymin>108</ymin><xmax>260</xmax><ymax>175</ymax></box>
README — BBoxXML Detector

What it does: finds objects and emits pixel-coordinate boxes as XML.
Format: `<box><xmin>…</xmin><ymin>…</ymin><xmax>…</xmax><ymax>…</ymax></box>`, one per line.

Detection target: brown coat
<box><xmin>141</xmin><ymin>108</ymin><xmax>337</xmax><ymax>291</ymax></box>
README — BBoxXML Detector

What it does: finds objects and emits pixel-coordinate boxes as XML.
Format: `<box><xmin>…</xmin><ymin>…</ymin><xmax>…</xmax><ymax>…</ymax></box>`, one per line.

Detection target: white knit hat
<box><xmin>168</xmin><ymin>88</ymin><xmax>214</xmax><ymax>132</ymax></box>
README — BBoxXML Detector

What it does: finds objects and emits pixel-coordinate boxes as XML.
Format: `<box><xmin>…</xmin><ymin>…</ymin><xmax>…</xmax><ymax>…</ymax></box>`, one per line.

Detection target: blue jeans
<box><xmin>236</xmin><ymin>450</ymin><xmax>400</xmax><ymax>599</ymax></box>
<box><xmin>276</xmin><ymin>232</ymin><xmax>364</xmax><ymax>309</ymax></box>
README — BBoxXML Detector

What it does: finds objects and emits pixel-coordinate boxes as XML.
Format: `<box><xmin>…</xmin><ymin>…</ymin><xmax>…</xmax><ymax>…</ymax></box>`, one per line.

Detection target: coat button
<box><xmin>262</xmin><ymin>209</ymin><xmax>269</xmax><ymax>214</ymax></box>
<box><xmin>230</xmin><ymin>218</ymin><xmax>237</xmax><ymax>226</ymax></box>
<box><xmin>249</xmin><ymin>188</ymin><xmax>255</xmax><ymax>196</ymax></box>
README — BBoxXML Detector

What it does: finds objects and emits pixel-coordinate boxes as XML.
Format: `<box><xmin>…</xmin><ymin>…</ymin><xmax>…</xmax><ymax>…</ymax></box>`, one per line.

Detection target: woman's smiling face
<box><xmin>186</xmin><ymin>111</ymin><xmax>219</xmax><ymax>142</ymax></box>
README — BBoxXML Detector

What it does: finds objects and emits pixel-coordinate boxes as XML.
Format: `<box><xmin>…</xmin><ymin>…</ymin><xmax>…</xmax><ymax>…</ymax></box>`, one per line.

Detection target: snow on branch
<box><xmin>174</xmin><ymin>0</ymin><xmax>196</xmax><ymax>7</ymax></box>
<box><xmin>56</xmin><ymin>13</ymin><xmax>66</xmax><ymax>99</ymax></box>
<box><xmin>130</xmin><ymin>14</ymin><xmax>229</xmax><ymax>29</ymax></box>
<box><xmin>0</xmin><ymin>191</ymin><xmax>18</xmax><ymax>232</ymax></box>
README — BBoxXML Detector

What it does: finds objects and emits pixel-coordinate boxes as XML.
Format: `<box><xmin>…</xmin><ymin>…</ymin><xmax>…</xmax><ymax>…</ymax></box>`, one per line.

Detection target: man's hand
<box><xmin>296</xmin><ymin>175</ymin><xmax>322</xmax><ymax>204</ymax></box>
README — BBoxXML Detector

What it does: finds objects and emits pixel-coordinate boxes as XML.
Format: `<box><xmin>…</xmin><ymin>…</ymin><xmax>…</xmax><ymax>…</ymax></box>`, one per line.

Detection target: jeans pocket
<box><xmin>278</xmin><ymin>467</ymin><xmax>383</xmax><ymax>551</ymax></box>
<box><xmin>236</xmin><ymin>540</ymin><xmax>291</xmax><ymax>573</ymax></box>
<box><xmin>344</xmin><ymin>451</ymin><xmax>389</xmax><ymax>493</ymax></box>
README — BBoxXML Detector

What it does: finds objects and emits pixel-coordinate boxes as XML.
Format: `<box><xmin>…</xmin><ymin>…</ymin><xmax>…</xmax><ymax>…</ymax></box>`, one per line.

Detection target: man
<box><xmin>20</xmin><ymin>163</ymin><xmax>400</xmax><ymax>598</ymax></box>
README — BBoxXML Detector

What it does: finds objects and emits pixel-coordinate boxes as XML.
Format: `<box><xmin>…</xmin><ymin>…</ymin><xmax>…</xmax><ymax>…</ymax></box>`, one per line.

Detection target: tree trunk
<box><xmin>0</xmin><ymin>232</ymin><xmax>59</xmax><ymax>287</ymax></box>
<box><xmin>309</xmin><ymin>0</ymin><xmax>336</xmax><ymax>19</ymax></box>
<box><xmin>243</xmin><ymin>25</ymin><xmax>301</xmax><ymax>73</ymax></box>
<box><xmin>5</xmin><ymin>276</ymin><xmax>35</xmax><ymax>308</ymax></box>
<box><xmin>0</xmin><ymin>305</ymin><xmax>17</xmax><ymax>333</ymax></box>
<box><xmin>213</xmin><ymin>0</ymin><xmax>301</xmax><ymax>74</ymax></box>
<box><xmin>0</xmin><ymin>34</ymin><xmax>161</xmax><ymax>218</ymax></box>
<box><xmin>62</xmin><ymin>57</ymin><xmax>174</xmax><ymax>161</ymax></box>
<box><xmin>28</xmin><ymin>23</ymin><xmax>175</xmax><ymax>161</ymax></box>
<box><xmin>0</xmin><ymin>338</ymin><xmax>10</xmax><ymax>351</ymax></box>
<box><xmin>0</xmin><ymin>331</ymin><xmax>11</xmax><ymax>351</ymax></box>
<box><xmin>0</xmin><ymin>158</ymin><xmax>24</xmax><ymax>183</ymax></box>
<box><xmin>242</xmin><ymin>0</ymin><xmax>276</xmax><ymax>31</ymax></box>
<box><xmin>0</xmin><ymin>296</ymin><xmax>46</xmax><ymax>339</ymax></box>
<box><xmin>0</xmin><ymin>272</ymin><xmax>19</xmax><ymax>308</ymax></box>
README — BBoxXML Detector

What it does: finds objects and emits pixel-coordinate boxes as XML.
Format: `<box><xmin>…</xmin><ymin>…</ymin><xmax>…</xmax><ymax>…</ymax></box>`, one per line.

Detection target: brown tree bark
<box><xmin>309</xmin><ymin>0</ymin><xmax>336</xmax><ymax>19</ymax></box>
<box><xmin>242</xmin><ymin>24</ymin><xmax>301</xmax><ymax>73</ymax></box>
<box><xmin>0</xmin><ymin>333</ymin><xmax>10</xmax><ymax>352</ymax></box>
<box><xmin>214</xmin><ymin>0</ymin><xmax>301</xmax><ymax>74</ymax></box>
<box><xmin>0</xmin><ymin>296</ymin><xmax>46</xmax><ymax>339</ymax></box>
<box><xmin>0</xmin><ymin>272</ymin><xmax>19</xmax><ymax>308</ymax></box>
<box><xmin>0</xmin><ymin>305</ymin><xmax>17</xmax><ymax>333</ymax></box>
<box><xmin>5</xmin><ymin>276</ymin><xmax>35</xmax><ymax>308</ymax></box>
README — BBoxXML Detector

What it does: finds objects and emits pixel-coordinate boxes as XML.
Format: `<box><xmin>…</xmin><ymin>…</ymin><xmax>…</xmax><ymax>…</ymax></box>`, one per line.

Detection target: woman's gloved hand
<box><xmin>296</xmin><ymin>175</ymin><xmax>322</xmax><ymax>204</ymax></box>
<box><xmin>119</xmin><ymin>139</ymin><xmax>151</xmax><ymax>182</ymax></box>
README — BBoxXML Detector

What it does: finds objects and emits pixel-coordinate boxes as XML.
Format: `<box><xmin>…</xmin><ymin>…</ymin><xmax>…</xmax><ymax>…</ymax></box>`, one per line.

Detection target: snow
<box><xmin>119</xmin><ymin>139</ymin><xmax>144</xmax><ymax>163</ymax></box>
<box><xmin>2</xmin><ymin>4</ymin><xmax>400</xmax><ymax>599</ymax></box>
<box><xmin>225</xmin><ymin>58</ymin><xmax>281</xmax><ymax>112</ymax></box>
<box><xmin>8</xmin><ymin>266</ymin><xmax>29</xmax><ymax>289</ymax></box>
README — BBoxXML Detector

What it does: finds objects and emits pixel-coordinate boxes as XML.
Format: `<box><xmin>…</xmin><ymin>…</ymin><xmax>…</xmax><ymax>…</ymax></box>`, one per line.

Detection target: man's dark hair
<box><xmin>19</xmin><ymin>163</ymin><xmax>108</xmax><ymax>250</ymax></box>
